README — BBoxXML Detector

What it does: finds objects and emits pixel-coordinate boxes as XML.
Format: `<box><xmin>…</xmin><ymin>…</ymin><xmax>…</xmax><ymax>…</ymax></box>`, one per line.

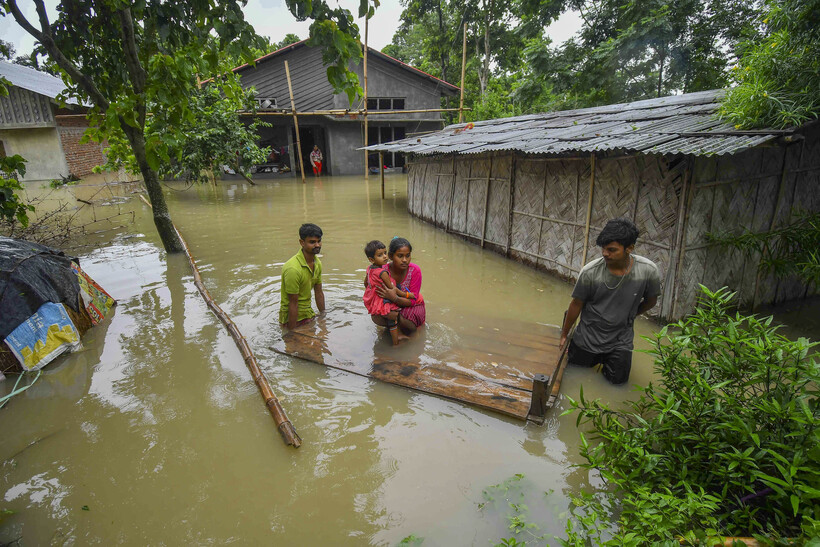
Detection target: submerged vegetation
<box><xmin>562</xmin><ymin>286</ymin><xmax>820</xmax><ymax>544</ymax></box>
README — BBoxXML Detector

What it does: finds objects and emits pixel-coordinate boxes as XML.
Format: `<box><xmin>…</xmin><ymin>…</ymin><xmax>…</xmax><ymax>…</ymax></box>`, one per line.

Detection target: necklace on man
<box><xmin>604</xmin><ymin>256</ymin><xmax>634</xmax><ymax>290</ymax></box>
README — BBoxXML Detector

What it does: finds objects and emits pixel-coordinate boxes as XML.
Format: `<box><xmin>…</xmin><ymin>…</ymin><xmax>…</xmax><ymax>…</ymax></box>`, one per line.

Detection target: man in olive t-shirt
<box><xmin>558</xmin><ymin>218</ymin><xmax>661</xmax><ymax>384</ymax></box>
<box><xmin>279</xmin><ymin>223</ymin><xmax>325</xmax><ymax>329</ymax></box>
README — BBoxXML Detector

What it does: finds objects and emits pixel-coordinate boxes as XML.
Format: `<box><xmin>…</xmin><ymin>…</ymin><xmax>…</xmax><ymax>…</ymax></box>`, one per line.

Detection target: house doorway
<box><xmin>293</xmin><ymin>126</ymin><xmax>329</xmax><ymax>176</ymax></box>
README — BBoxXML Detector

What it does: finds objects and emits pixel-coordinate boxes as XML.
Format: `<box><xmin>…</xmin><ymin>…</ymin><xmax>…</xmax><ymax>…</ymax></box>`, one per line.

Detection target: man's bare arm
<box><xmin>637</xmin><ymin>295</ymin><xmax>658</xmax><ymax>316</ymax></box>
<box><xmin>314</xmin><ymin>284</ymin><xmax>325</xmax><ymax>313</ymax></box>
<box><xmin>559</xmin><ymin>298</ymin><xmax>584</xmax><ymax>352</ymax></box>
<box><xmin>286</xmin><ymin>293</ymin><xmax>299</xmax><ymax>330</ymax></box>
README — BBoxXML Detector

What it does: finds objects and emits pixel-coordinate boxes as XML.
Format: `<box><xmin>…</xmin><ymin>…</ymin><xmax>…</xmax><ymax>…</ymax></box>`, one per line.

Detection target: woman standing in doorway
<box><xmin>309</xmin><ymin>145</ymin><xmax>323</xmax><ymax>176</ymax></box>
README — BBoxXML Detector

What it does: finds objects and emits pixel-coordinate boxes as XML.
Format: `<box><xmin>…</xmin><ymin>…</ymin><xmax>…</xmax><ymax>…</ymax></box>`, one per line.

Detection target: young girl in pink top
<box><xmin>363</xmin><ymin>240</ymin><xmax>417</xmax><ymax>345</ymax></box>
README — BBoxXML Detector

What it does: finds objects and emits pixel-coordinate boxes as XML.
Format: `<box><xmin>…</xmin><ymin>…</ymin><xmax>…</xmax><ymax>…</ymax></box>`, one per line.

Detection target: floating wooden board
<box><xmin>271</xmin><ymin>310</ymin><xmax>569</xmax><ymax>422</ymax></box>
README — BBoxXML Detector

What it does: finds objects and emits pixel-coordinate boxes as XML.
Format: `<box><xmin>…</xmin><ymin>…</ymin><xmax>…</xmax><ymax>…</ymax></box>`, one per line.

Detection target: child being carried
<box><xmin>363</xmin><ymin>240</ymin><xmax>418</xmax><ymax>345</ymax></box>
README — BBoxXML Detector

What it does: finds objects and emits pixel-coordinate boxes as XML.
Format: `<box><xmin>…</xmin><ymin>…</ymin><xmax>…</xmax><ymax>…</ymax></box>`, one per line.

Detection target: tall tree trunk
<box><xmin>122</xmin><ymin>125</ymin><xmax>184</xmax><ymax>253</ymax></box>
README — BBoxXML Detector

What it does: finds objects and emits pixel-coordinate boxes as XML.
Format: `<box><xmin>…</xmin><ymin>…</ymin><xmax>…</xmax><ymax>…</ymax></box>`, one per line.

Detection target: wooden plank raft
<box><xmin>271</xmin><ymin>309</ymin><xmax>570</xmax><ymax>423</ymax></box>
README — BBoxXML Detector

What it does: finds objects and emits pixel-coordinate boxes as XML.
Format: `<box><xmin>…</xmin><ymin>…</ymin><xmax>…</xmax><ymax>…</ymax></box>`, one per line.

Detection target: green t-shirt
<box><xmin>279</xmin><ymin>250</ymin><xmax>322</xmax><ymax>324</ymax></box>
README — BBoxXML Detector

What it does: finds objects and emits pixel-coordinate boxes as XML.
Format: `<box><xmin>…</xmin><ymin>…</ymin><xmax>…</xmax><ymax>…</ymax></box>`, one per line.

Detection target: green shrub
<box><xmin>0</xmin><ymin>154</ymin><xmax>33</xmax><ymax>228</ymax></box>
<box><xmin>563</xmin><ymin>286</ymin><xmax>820</xmax><ymax>545</ymax></box>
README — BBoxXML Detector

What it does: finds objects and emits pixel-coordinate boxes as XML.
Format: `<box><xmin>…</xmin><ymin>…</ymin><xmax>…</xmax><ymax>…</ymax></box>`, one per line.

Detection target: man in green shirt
<box><xmin>279</xmin><ymin>223</ymin><xmax>325</xmax><ymax>329</ymax></box>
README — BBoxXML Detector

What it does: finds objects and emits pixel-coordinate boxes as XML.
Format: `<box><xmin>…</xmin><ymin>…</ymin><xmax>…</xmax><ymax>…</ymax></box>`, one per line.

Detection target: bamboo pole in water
<box><xmin>285</xmin><ymin>61</ymin><xmax>306</xmax><ymax>184</ymax></box>
<box><xmin>364</xmin><ymin>17</ymin><xmax>369</xmax><ymax>181</ymax></box>
<box><xmin>138</xmin><ymin>194</ymin><xmax>302</xmax><ymax>447</ymax></box>
<box><xmin>379</xmin><ymin>152</ymin><xmax>385</xmax><ymax>199</ymax></box>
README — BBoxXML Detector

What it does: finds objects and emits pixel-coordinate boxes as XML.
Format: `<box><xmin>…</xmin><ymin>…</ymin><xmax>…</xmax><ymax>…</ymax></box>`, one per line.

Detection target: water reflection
<box><xmin>1</xmin><ymin>174</ymin><xmax>818</xmax><ymax>544</ymax></box>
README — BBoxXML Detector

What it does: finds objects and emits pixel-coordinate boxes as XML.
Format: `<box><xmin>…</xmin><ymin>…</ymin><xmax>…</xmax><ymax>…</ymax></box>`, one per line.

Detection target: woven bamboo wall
<box><xmin>406</xmin><ymin>127</ymin><xmax>820</xmax><ymax>320</ymax></box>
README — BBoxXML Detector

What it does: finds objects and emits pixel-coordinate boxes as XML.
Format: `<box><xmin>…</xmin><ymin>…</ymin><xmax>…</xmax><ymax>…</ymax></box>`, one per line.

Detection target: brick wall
<box><xmin>56</xmin><ymin>116</ymin><xmax>106</xmax><ymax>177</ymax></box>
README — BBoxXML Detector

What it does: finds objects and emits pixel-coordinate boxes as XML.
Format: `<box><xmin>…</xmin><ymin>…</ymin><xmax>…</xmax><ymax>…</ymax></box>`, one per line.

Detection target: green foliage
<box><xmin>479</xmin><ymin>474</ymin><xmax>548</xmax><ymax>545</ymax></box>
<box><xmin>275</xmin><ymin>33</ymin><xmax>303</xmax><ymax>50</ymax></box>
<box><xmin>48</xmin><ymin>173</ymin><xmax>80</xmax><ymax>189</ymax></box>
<box><xmin>397</xmin><ymin>533</ymin><xmax>424</xmax><ymax>546</ymax></box>
<box><xmin>709</xmin><ymin>210</ymin><xmax>820</xmax><ymax>285</ymax></box>
<box><xmin>562</xmin><ymin>286</ymin><xmax>820</xmax><ymax>544</ymax></box>
<box><xmin>720</xmin><ymin>0</ymin><xmax>820</xmax><ymax>128</ymax></box>
<box><xmin>95</xmin><ymin>78</ymin><xmax>269</xmax><ymax>184</ymax></box>
<box><xmin>0</xmin><ymin>154</ymin><xmax>33</xmax><ymax>228</ymax></box>
<box><xmin>285</xmin><ymin>0</ymin><xmax>380</xmax><ymax>102</ymax></box>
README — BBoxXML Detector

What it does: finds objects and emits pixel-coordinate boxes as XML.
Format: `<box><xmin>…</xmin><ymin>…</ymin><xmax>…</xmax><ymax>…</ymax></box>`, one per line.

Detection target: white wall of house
<box><xmin>0</xmin><ymin>127</ymin><xmax>70</xmax><ymax>182</ymax></box>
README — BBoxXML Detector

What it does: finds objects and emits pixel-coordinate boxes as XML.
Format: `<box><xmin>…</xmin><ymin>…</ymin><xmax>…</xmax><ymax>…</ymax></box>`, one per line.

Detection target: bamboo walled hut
<box><xmin>364</xmin><ymin>90</ymin><xmax>820</xmax><ymax>321</ymax></box>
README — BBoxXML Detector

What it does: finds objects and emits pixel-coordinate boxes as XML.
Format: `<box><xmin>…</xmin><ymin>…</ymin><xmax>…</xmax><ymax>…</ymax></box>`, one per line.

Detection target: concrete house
<box><xmin>0</xmin><ymin>61</ymin><xmax>105</xmax><ymax>181</ymax></box>
<box><xmin>233</xmin><ymin>41</ymin><xmax>460</xmax><ymax>176</ymax></box>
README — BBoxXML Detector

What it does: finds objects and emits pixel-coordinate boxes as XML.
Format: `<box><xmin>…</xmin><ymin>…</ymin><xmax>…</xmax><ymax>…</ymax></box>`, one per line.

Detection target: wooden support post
<box><xmin>581</xmin><ymin>153</ymin><xmax>596</xmax><ymax>267</ymax></box>
<box><xmin>284</xmin><ymin>61</ymin><xmax>306</xmax><ymax>184</ymax></box>
<box><xmin>138</xmin><ymin>195</ymin><xmax>300</xmax><ymax>447</ymax></box>
<box><xmin>363</xmin><ymin>17</ymin><xmax>369</xmax><ymax>181</ymax></box>
<box><xmin>662</xmin><ymin>163</ymin><xmax>691</xmax><ymax>320</ymax></box>
<box><xmin>379</xmin><ymin>152</ymin><xmax>385</xmax><ymax>199</ymax></box>
<box><xmin>670</xmin><ymin>170</ymin><xmax>697</xmax><ymax>320</ymax></box>
<box><xmin>481</xmin><ymin>156</ymin><xmax>494</xmax><ymax>248</ymax></box>
<box><xmin>527</xmin><ymin>373</ymin><xmax>550</xmax><ymax>423</ymax></box>
<box><xmin>506</xmin><ymin>153</ymin><xmax>516</xmax><ymax>257</ymax></box>
<box><xmin>458</xmin><ymin>23</ymin><xmax>467</xmax><ymax>124</ymax></box>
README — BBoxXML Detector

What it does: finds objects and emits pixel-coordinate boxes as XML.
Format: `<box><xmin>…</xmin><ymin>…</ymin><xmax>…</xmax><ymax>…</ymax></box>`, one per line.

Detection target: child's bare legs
<box><xmin>380</xmin><ymin>311</ymin><xmax>409</xmax><ymax>345</ymax></box>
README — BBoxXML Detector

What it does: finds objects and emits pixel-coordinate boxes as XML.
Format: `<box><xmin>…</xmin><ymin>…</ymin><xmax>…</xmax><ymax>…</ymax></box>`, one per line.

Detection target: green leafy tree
<box><xmin>1</xmin><ymin>0</ymin><xmax>266</xmax><ymax>252</ymax></box>
<box><xmin>2</xmin><ymin>0</ymin><xmax>377</xmax><ymax>252</ymax></box>
<box><xmin>720</xmin><ymin>0</ymin><xmax>820</xmax><ymax>128</ymax></box>
<box><xmin>563</xmin><ymin>286</ymin><xmax>820</xmax><ymax>544</ymax></box>
<box><xmin>0</xmin><ymin>154</ymin><xmax>32</xmax><ymax>228</ymax></box>
<box><xmin>515</xmin><ymin>0</ymin><xmax>762</xmax><ymax>113</ymax></box>
<box><xmin>100</xmin><ymin>82</ymin><xmax>270</xmax><ymax>185</ymax></box>
<box><xmin>275</xmin><ymin>33</ymin><xmax>302</xmax><ymax>50</ymax></box>
<box><xmin>0</xmin><ymin>37</ymin><xmax>14</xmax><ymax>59</ymax></box>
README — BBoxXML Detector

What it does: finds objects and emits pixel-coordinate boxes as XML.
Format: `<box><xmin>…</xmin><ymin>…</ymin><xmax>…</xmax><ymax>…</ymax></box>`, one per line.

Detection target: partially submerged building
<box><xmin>0</xmin><ymin>61</ymin><xmax>105</xmax><ymax>181</ymax></box>
<box><xmin>364</xmin><ymin>90</ymin><xmax>820</xmax><ymax>320</ymax></box>
<box><xmin>232</xmin><ymin>41</ymin><xmax>459</xmax><ymax>176</ymax></box>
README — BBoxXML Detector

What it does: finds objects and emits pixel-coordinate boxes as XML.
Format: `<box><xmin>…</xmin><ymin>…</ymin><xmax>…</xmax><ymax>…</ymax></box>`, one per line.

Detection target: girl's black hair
<box><xmin>364</xmin><ymin>240</ymin><xmax>386</xmax><ymax>259</ymax></box>
<box><xmin>388</xmin><ymin>237</ymin><xmax>412</xmax><ymax>256</ymax></box>
<box><xmin>595</xmin><ymin>218</ymin><xmax>639</xmax><ymax>248</ymax></box>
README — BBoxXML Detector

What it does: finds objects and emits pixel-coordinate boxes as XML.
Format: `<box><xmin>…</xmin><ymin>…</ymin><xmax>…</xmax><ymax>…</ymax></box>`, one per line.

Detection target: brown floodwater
<box><xmin>2</xmin><ymin>174</ymin><xmax>818</xmax><ymax>545</ymax></box>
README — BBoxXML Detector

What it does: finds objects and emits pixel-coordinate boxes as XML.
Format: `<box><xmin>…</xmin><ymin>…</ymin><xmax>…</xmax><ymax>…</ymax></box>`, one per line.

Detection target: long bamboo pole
<box><xmin>285</xmin><ymin>60</ymin><xmax>306</xmax><ymax>184</ymax></box>
<box><xmin>245</xmin><ymin>108</ymin><xmax>470</xmax><ymax>117</ymax></box>
<box><xmin>379</xmin><ymin>152</ymin><xmax>385</xmax><ymax>199</ymax></box>
<box><xmin>363</xmin><ymin>18</ymin><xmax>369</xmax><ymax>181</ymax></box>
<box><xmin>138</xmin><ymin>195</ymin><xmax>301</xmax><ymax>447</ymax></box>
<box><xmin>581</xmin><ymin>153</ymin><xmax>597</xmax><ymax>267</ymax></box>
<box><xmin>458</xmin><ymin>23</ymin><xmax>467</xmax><ymax>124</ymax></box>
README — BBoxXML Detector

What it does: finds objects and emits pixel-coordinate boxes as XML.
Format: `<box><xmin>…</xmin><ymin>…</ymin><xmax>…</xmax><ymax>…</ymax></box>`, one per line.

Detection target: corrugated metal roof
<box><xmin>363</xmin><ymin>90</ymin><xmax>792</xmax><ymax>157</ymax></box>
<box><xmin>0</xmin><ymin>61</ymin><xmax>79</xmax><ymax>105</ymax></box>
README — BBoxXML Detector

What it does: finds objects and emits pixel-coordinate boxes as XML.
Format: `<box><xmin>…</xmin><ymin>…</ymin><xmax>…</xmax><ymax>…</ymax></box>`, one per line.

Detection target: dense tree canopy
<box><xmin>384</xmin><ymin>0</ymin><xmax>818</xmax><ymax>128</ymax></box>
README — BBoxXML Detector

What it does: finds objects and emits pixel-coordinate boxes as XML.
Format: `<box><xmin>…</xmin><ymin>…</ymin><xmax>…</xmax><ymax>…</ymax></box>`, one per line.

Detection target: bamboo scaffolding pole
<box><xmin>363</xmin><ymin>17</ymin><xmax>369</xmax><ymax>181</ymax></box>
<box><xmin>580</xmin><ymin>153</ymin><xmax>597</xmax><ymax>267</ymax></box>
<box><xmin>458</xmin><ymin>23</ymin><xmax>467</xmax><ymax>124</ymax></box>
<box><xmin>506</xmin><ymin>152</ymin><xmax>516</xmax><ymax>257</ymax></box>
<box><xmin>138</xmin><ymin>194</ymin><xmax>301</xmax><ymax>447</ymax></box>
<box><xmin>285</xmin><ymin>61</ymin><xmax>306</xmax><ymax>184</ymax></box>
<box><xmin>243</xmin><ymin>108</ymin><xmax>471</xmax><ymax>117</ymax></box>
<box><xmin>379</xmin><ymin>152</ymin><xmax>385</xmax><ymax>199</ymax></box>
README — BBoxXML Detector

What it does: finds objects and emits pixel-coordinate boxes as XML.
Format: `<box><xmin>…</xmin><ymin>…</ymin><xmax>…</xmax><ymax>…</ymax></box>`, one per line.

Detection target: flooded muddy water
<box><xmin>2</xmin><ymin>174</ymin><xmax>817</xmax><ymax>544</ymax></box>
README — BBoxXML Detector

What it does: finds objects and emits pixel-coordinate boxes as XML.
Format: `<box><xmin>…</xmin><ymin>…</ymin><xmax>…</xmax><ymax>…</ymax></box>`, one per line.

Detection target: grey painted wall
<box><xmin>238</xmin><ymin>43</ymin><xmax>456</xmax><ymax>175</ymax></box>
<box><xmin>0</xmin><ymin>85</ymin><xmax>55</xmax><ymax>129</ymax></box>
